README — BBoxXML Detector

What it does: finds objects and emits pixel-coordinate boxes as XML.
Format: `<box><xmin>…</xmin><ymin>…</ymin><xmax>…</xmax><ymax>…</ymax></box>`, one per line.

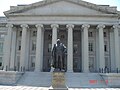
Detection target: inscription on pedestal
<box><xmin>50</xmin><ymin>72</ymin><xmax>68</xmax><ymax>90</ymax></box>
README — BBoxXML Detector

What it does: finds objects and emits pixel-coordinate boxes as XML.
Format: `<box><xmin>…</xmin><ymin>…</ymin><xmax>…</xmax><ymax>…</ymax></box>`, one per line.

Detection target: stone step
<box><xmin>17</xmin><ymin>72</ymin><xmax>107</xmax><ymax>88</ymax></box>
<box><xmin>17</xmin><ymin>72</ymin><xmax>52</xmax><ymax>87</ymax></box>
<box><xmin>65</xmin><ymin>73</ymin><xmax>107</xmax><ymax>88</ymax></box>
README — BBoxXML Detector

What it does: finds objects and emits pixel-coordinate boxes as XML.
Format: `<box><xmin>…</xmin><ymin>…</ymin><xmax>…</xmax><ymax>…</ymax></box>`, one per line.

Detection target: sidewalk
<box><xmin>0</xmin><ymin>85</ymin><xmax>120</xmax><ymax>90</ymax></box>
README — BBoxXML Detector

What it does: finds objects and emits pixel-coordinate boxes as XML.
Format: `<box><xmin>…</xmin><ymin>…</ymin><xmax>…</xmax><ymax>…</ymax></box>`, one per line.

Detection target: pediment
<box><xmin>21</xmin><ymin>1</ymin><xmax>105</xmax><ymax>16</ymax></box>
<box><xmin>4</xmin><ymin>0</ymin><xmax>118</xmax><ymax>17</ymax></box>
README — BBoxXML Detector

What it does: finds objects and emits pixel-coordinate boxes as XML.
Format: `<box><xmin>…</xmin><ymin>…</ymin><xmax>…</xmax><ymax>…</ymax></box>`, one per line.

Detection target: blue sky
<box><xmin>0</xmin><ymin>0</ymin><xmax>120</xmax><ymax>16</ymax></box>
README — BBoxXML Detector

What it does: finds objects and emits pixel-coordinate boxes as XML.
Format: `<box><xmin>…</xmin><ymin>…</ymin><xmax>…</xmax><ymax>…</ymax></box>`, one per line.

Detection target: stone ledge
<box><xmin>100</xmin><ymin>73</ymin><xmax>120</xmax><ymax>77</ymax></box>
<box><xmin>0</xmin><ymin>70</ymin><xmax>24</xmax><ymax>85</ymax></box>
<box><xmin>100</xmin><ymin>73</ymin><xmax>120</xmax><ymax>87</ymax></box>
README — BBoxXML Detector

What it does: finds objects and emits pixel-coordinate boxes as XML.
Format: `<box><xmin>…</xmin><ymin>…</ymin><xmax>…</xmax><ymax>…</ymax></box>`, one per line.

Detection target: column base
<box><xmin>3</xmin><ymin>67</ymin><xmax>9</xmax><ymax>71</ymax></box>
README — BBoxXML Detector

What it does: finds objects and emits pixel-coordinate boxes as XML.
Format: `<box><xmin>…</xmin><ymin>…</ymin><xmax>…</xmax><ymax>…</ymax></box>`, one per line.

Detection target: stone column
<box><xmin>25</xmin><ymin>29</ymin><xmax>30</xmax><ymax>71</ymax></box>
<box><xmin>97</xmin><ymin>24</ymin><xmax>105</xmax><ymax>69</ymax></box>
<box><xmin>20</xmin><ymin>24</ymin><xmax>28</xmax><ymax>71</ymax></box>
<box><xmin>95</xmin><ymin>28</ymin><xmax>99</xmax><ymax>71</ymax></box>
<box><xmin>10</xmin><ymin>28</ymin><xmax>17</xmax><ymax>70</ymax></box>
<box><xmin>113</xmin><ymin>25</ymin><xmax>120</xmax><ymax>70</ymax></box>
<box><xmin>82</xmin><ymin>24</ymin><xmax>90</xmax><ymax>73</ymax></box>
<box><xmin>41</xmin><ymin>27</ymin><xmax>44</xmax><ymax>70</ymax></box>
<box><xmin>35</xmin><ymin>24</ymin><xmax>44</xmax><ymax>72</ymax></box>
<box><xmin>109</xmin><ymin>29</ymin><xmax>115</xmax><ymax>71</ymax></box>
<box><xmin>51</xmin><ymin>24</ymin><xmax>59</xmax><ymax>49</ymax></box>
<box><xmin>66</xmin><ymin>24</ymin><xmax>74</xmax><ymax>72</ymax></box>
<box><xmin>3</xmin><ymin>24</ymin><xmax>13</xmax><ymax>71</ymax></box>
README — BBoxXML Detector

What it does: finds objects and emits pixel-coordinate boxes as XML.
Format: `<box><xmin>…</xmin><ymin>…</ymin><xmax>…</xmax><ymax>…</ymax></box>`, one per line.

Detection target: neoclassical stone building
<box><xmin>0</xmin><ymin>0</ymin><xmax>120</xmax><ymax>73</ymax></box>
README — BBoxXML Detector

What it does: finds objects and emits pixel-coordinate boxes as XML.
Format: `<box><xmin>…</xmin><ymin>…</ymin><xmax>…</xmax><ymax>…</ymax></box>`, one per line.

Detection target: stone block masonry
<box><xmin>0</xmin><ymin>70</ymin><xmax>23</xmax><ymax>85</ymax></box>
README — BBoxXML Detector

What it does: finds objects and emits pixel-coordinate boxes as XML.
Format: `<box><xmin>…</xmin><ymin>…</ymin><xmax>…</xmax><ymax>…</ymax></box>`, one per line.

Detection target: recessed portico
<box><xmin>3</xmin><ymin>23</ymin><xmax>120</xmax><ymax>73</ymax></box>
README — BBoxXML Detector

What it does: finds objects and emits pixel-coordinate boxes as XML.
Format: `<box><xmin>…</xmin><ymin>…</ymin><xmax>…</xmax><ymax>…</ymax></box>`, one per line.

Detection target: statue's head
<box><xmin>57</xmin><ymin>39</ymin><xmax>60</xmax><ymax>45</ymax></box>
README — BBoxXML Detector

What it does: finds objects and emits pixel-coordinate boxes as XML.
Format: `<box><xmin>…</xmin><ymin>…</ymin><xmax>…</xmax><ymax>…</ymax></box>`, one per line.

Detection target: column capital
<box><xmin>113</xmin><ymin>24</ymin><xmax>119</xmax><ymax>29</ymax></box>
<box><xmin>35</xmin><ymin>24</ymin><xmax>44</xmax><ymax>28</ymax></box>
<box><xmin>6</xmin><ymin>24</ymin><xmax>13</xmax><ymax>28</ymax></box>
<box><xmin>97</xmin><ymin>24</ymin><xmax>105</xmax><ymax>29</ymax></box>
<box><xmin>51</xmin><ymin>24</ymin><xmax>59</xmax><ymax>28</ymax></box>
<box><xmin>66</xmin><ymin>24</ymin><xmax>74</xmax><ymax>29</ymax></box>
<box><xmin>20</xmin><ymin>24</ymin><xmax>29</xmax><ymax>28</ymax></box>
<box><xmin>82</xmin><ymin>24</ymin><xmax>90</xmax><ymax>29</ymax></box>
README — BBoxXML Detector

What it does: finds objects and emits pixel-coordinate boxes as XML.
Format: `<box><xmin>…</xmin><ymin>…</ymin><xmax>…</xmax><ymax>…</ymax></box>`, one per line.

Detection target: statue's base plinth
<box><xmin>49</xmin><ymin>72</ymin><xmax>68</xmax><ymax>90</ymax></box>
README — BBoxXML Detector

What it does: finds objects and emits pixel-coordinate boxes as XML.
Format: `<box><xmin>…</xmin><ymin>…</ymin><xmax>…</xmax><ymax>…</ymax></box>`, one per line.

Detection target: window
<box><xmin>47</xmin><ymin>59</ymin><xmax>51</xmax><ymax>68</ymax></box>
<box><xmin>18</xmin><ymin>41</ymin><xmax>21</xmax><ymax>50</ymax></box>
<box><xmin>48</xmin><ymin>34</ymin><xmax>52</xmax><ymax>40</ymax></box>
<box><xmin>89</xmin><ymin>42</ymin><xmax>93</xmax><ymax>52</ymax></box>
<box><xmin>105</xmin><ymin>57</ymin><xmax>110</xmax><ymax>68</ymax></box>
<box><xmin>31</xmin><ymin>56</ymin><xmax>35</xmax><ymax>68</ymax></box>
<box><xmin>32</xmin><ymin>31</ymin><xmax>37</xmax><ymax>37</ymax></box>
<box><xmin>104</xmin><ymin>42</ymin><xmax>108</xmax><ymax>52</ymax></box>
<box><xmin>104</xmin><ymin>45</ymin><xmax>107</xmax><ymax>52</ymax></box>
<box><xmin>32</xmin><ymin>41</ymin><xmax>36</xmax><ymax>51</ymax></box>
<box><xmin>0</xmin><ymin>43</ymin><xmax>3</xmax><ymax>53</ymax></box>
<box><xmin>16</xmin><ymin>56</ymin><xmax>20</xmax><ymax>70</ymax></box>
<box><xmin>73</xmin><ymin>44</ymin><xmax>78</xmax><ymax>54</ymax></box>
<box><xmin>89</xmin><ymin>57</ymin><xmax>94</xmax><ymax>72</ymax></box>
<box><xmin>0</xmin><ymin>57</ymin><xmax>2</xmax><ymax>67</ymax></box>
<box><xmin>88</xmin><ymin>31</ymin><xmax>93</xmax><ymax>37</ymax></box>
<box><xmin>73</xmin><ymin>58</ymin><xmax>78</xmax><ymax>70</ymax></box>
<box><xmin>104</xmin><ymin>32</ymin><xmax>107</xmax><ymax>37</ymax></box>
<box><xmin>19</xmin><ymin>31</ymin><xmax>22</xmax><ymax>37</ymax></box>
<box><xmin>48</xmin><ymin>44</ymin><xmax>52</xmax><ymax>52</ymax></box>
<box><xmin>0</xmin><ymin>62</ymin><xmax>2</xmax><ymax>67</ymax></box>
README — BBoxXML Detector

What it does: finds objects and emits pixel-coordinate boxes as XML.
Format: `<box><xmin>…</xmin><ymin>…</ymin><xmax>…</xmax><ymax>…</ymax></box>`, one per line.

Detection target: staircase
<box><xmin>17</xmin><ymin>72</ymin><xmax>107</xmax><ymax>88</ymax></box>
<box><xmin>17</xmin><ymin>72</ymin><xmax>52</xmax><ymax>87</ymax></box>
<box><xmin>65</xmin><ymin>73</ymin><xmax>107</xmax><ymax>88</ymax></box>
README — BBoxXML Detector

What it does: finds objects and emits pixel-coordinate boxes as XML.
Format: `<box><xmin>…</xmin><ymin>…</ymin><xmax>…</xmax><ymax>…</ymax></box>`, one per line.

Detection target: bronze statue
<box><xmin>51</xmin><ymin>39</ymin><xmax>67</xmax><ymax>72</ymax></box>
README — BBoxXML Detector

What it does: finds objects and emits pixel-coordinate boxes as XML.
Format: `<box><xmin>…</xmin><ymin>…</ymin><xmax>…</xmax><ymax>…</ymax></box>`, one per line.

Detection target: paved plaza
<box><xmin>0</xmin><ymin>85</ymin><xmax>119</xmax><ymax>90</ymax></box>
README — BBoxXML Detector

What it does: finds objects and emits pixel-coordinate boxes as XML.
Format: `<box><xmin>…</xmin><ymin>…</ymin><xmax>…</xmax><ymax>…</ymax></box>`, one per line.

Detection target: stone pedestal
<box><xmin>50</xmin><ymin>72</ymin><xmax>68</xmax><ymax>90</ymax></box>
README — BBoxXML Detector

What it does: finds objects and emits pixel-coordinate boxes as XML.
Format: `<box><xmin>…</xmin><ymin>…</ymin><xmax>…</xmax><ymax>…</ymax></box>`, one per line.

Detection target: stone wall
<box><xmin>0</xmin><ymin>70</ymin><xmax>23</xmax><ymax>85</ymax></box>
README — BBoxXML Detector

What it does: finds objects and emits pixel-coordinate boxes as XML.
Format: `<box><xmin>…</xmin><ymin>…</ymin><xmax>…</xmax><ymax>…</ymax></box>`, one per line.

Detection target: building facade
<box><xmin>0</xmin><ymin>0</ymin><xmax>120</xmax><ymax>72</ymax></box>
